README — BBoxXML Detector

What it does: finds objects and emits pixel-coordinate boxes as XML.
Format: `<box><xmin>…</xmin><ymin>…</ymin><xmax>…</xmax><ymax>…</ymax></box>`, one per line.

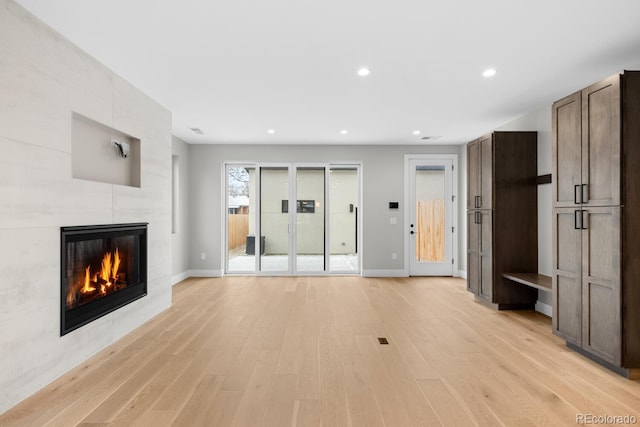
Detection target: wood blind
<box><xmin>416</xmin><ymin>200</ymin><xmax>445</xmax><ymax>262</ymax></box>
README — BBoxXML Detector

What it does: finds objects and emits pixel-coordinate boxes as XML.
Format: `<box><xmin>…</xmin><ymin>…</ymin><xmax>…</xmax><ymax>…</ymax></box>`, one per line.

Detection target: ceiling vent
<box><xmin>190</xmin><ymin>127</ymin><xmax>204</xmax><ymax>135</ymax></box>
<box><xmin>421</xmin><ymin>136</ymin><xmax>442</xmax><ymax>141</ymax></box>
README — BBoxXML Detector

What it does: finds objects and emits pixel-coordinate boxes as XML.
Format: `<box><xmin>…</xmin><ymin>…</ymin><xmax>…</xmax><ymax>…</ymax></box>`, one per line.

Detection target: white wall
<box><xmin>497</xmin><ymin>105</ymin><xmax>553</xmax><ymax>308</ymax></box>
<box><xmin>183</xmin><ymin>144</ymin><xmax>466</xmax><ymax>276</ymax></box>
<box><xmin>0</xmin><ymin>1</ymin><xmax>172</xmax><ymax>413</ymax></box>
<box><xmin>171</xmin><ymin>136</ymin><xmax>191</xmax><ymax>282</ymax></box>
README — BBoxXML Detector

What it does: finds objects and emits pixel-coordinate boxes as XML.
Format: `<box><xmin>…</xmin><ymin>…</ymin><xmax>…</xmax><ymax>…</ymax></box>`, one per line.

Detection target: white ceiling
<box><xmin>14</xmin><ymin>0</ymin><xmax>640</xmax><ymax>145</ymax></box>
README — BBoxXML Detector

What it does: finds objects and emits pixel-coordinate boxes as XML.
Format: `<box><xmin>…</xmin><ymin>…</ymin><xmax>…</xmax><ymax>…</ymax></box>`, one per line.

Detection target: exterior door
<box><xmin>225</xmin><ymin>163</ymin><xmax>361</xmax><ymax>275</ymax></box>
<box><xmin>408</xmin><ymin>157</ymin><xmax>455</xmax><ymax>276</ymax></box>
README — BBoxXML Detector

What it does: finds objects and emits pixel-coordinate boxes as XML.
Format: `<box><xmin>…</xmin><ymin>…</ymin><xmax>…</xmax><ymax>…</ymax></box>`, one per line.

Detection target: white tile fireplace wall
<box><xmin>0</xmin><ymin>1</ymin><xmax>172</xmax><ymax>413</ymax></box>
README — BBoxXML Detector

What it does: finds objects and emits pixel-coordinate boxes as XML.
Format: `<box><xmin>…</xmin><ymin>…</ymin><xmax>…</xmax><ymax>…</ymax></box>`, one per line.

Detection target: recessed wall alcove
<box><xmin>71</xmin><ymin>113</ymin><xmax>141</xmax><ymax>187</ymax></box>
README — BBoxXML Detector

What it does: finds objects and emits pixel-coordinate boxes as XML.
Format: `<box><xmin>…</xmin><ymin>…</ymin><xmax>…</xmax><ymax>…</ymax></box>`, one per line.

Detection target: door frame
<box><xmin>404</xmin><ymin>154</ymin><xmax>458</xmax><ymax>276</ymax></box>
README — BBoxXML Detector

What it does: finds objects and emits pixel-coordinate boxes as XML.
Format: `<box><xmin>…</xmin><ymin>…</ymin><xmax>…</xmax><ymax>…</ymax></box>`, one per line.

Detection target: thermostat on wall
<box><xmin>389</xmin><ymin>202</ymin><xmax>399</xmax><ymax>209</ymax></box>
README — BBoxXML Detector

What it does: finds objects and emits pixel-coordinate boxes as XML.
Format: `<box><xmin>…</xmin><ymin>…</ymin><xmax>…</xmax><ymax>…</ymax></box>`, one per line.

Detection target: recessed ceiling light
<box><xmin>340</xmin><ymin>130</ymin><xmax>348</xmax><ymax>135</ymax></box>
<box><xmin>357</xmin><ymin>68</ymin><xmax>370</xmax><ymax>77</ymax></box>
<box><xmin>413</xmin><ymin>130</ymin><xmax>421</xmax><ymax>135</ymax></box>
<box><xmin>483</xmin><ymin>68</ymin><xmax>497</xmax><ymax>78</ymax></box>
<box><xmin>267</xmin><ymin>129</ymin><xmax>275</xmax><ymax>134</ymax></box>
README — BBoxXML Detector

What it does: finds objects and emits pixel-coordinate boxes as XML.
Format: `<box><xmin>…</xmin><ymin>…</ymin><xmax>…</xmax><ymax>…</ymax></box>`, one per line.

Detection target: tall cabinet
<box><xmin>552</xmin><ymin>71</ymin><xmax>640</xmax><ymax>376</ymax></box>
<box><xmin>466</xmin><ymin>131</ymin><xmax>538</xmax><ymax>309</ymax></box>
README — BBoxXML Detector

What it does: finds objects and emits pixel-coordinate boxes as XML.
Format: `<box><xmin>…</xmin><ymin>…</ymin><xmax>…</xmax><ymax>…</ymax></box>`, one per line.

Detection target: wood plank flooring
<box><xmin>2</xmin><ymin>276</ymin><xmax>640</xmax><ymax>426</ymax></box>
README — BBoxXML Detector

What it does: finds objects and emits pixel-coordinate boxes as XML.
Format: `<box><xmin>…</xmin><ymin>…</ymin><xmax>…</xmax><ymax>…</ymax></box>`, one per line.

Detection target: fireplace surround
<box><xmin>60</xmin><ymin>223</ymin><xmax>147</xmax><ymax>335</ymax></box>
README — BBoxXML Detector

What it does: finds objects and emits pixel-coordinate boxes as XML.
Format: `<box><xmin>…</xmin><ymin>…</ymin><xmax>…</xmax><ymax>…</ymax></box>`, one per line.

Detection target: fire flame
<box><xmin>67</xmin><ymin>247</ymin><xmax>126</xmax><ymax>309</ymax></box>
<box><xmin>101</xmin><ymin>252</ymin><xmax>112</xmax><ymax>284</ymax></box>
<box><xmin>80</xmin><ymin>248</ymin><xmax>121</xmax><ymax>294</ymax></box>
<box><xmin>112</xmin><ymin>248</ymin><xmax>121</xmax><ymax>283</ymax></box>
<box><xmin>82</xmin><ymin>266</ymin><xmax>96</xmax><ymax>293</ymax></box>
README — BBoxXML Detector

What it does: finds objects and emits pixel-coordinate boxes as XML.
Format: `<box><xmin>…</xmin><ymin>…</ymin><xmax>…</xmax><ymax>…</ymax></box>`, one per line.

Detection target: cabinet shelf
<box><xmin>502</xmin><ymin>273</ymin><xmax>551</xmax><ymax>292</ymax></box>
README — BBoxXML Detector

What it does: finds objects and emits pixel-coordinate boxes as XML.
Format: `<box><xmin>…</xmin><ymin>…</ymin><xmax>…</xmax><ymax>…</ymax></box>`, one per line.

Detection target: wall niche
<box><xmin>71</xmin><ymin>113</ymin><xmax>141</xmax><ymax>187</ymax></box>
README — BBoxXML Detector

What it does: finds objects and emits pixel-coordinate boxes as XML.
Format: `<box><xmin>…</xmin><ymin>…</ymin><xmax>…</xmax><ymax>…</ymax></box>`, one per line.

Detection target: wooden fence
<box><xmin>228</xmin><ymin>214</ymin><xmax>249</xmax><ymax>250</ymax></box>
<box><xmin>416</xmin><ymin>200</ymin><xmax>445</xmax><ymax>262</ymax></box>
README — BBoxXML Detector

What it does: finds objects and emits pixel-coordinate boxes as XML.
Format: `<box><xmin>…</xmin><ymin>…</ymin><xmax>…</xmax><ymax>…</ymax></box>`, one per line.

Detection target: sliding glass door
<box><xmin>225</xmin><ymin>163</ymin><xmax>360</xmax><ymax>275</ymax></box>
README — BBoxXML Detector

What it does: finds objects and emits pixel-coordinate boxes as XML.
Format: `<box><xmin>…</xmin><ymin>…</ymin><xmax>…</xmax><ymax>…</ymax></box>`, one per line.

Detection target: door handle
<box><xmin>574</xmin><ymin>185</ymin><xmax>581</xmax><ymax>204</ymax></box>
<box><xmin>574</xmin><ymin>210</ymin><xmax>582</xmax><ymax>230</ymax></box>
<box><xmin>582</xmin><ymin>184</ymin><xmax>589</xmax><ymax>204</ymax></box>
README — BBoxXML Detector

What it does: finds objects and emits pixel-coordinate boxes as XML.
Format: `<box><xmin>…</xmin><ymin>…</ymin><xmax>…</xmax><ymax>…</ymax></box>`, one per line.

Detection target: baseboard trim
<box><xmin>361</xmin><ymin>269</ymin><xmax>408</xmax><ymax>278</ymax></box>
<box><xmin>535</xmin><ymin>301</ymin><xmax>552</xmax><ymax>317</ymax></box>
<box><xmin>172</xmin><ymin>270</ymin><xmax>224</xmax><ymax>284</ymax></box>
<box><xmin>188</xmin><ymin>269</ymin><xmax>223</xmax><ymax>278</ymax></box>
<box><xmin>456</xmin><ymin>270</ymin><xmax>467</xmax><ymax>279</ymax></box>
<box><xmin>171</xmin><ymin>271</ymin><xmax>190</xmax><ymax>286</ymax></box>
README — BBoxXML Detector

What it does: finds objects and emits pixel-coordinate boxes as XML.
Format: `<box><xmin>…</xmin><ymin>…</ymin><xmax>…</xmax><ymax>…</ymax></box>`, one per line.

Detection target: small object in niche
<box><xmin>111</xmin><ymin>138</ymin><xmax>130</xmax><ymax>158</ymax></box>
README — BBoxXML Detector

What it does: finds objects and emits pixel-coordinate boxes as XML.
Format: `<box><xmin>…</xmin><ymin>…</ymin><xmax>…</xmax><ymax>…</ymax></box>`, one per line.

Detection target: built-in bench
<box><xmin>502</xmin><ymin>272</ymin><xmax>551</xmax><ymax>292</ymax></box>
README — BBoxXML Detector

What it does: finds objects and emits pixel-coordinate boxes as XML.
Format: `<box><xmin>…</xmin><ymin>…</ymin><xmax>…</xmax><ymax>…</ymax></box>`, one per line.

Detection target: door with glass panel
<box><xmin>225</xmin><ymin>163</ymin><xmax>360</xmax><ymax>275</ymax></box>
<box><xmin>408</xmin><ymin>158</ymin><xmax>454</xmax><ymax>276</ymax></box>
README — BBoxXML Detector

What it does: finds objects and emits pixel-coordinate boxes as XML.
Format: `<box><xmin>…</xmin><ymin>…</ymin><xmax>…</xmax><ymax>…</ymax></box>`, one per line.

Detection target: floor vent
<box><xmin>378</xmin><ymin>337</ymin><xmax>389</xmax><ymax>345</ymax></box>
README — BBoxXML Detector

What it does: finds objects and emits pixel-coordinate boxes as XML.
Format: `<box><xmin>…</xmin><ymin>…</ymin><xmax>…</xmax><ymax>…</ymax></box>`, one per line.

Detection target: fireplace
<box><xmin>60</xmin><ymin>223</ymin><xmax>147</xmax><ymax>335</ymax></box>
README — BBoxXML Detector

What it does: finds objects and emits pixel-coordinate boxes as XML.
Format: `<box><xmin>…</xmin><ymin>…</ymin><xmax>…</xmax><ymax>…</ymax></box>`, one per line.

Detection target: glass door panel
<box><xmin>226</xmin><ymin>166</ymin><xmax>255</xmax><ymax>273</ymax></box>
<box><xmin>295</xmin><ymin>167</ymin><xmax>326</xmax><ymax>272</ymax></box>
<box><xmin>415</xmin><ymin>165</ymin><xmax>446</xmax><ymax>263</ymax></box>
<box><xmin>329</xmin><ymin>167</ymin><xmax>359</xmax><ymax>273</ymax></box>
<box><xmin>259</xmin><ymin>167</ymin><xmax>290</xmax><ymax>272</ymax></box>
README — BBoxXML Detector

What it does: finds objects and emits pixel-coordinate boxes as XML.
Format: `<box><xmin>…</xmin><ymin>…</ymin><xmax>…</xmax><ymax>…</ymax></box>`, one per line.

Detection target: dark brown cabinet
<box><xmin>466</xmin><ymin>134</ymin><xmax>493</xmax><ymax>210</ymax></box>
<box><xmin>553</xmin><ymin>74</ymin><xmax>621</xmax><ymax>208</ymax></box>
<box><xmin>466</xmin><ymin>132</ymin><xmax>538</xmax><ymax>309</ymax></box>
<box><xmin>552</xmin><ymin>71</ymin><xmax>640</xmax><ymax>376</ymax></box>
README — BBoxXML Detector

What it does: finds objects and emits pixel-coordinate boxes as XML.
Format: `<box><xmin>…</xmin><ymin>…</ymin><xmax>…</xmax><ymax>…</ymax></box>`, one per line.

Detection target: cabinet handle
<box><xmin>476</xmin><ymin>212</ymin><xmax>482</xmax><ymax>224</ymax></box>
<box><xmin>574</xmin><ymin>185</ymin><xmax>581</xmax><ymax>204</ymax></box>
<box><xmin>581</xmin><ymin>210</ymin><xmax>588</xmax><ymax>230</ymax></box>
<box><xmin>574</xmin><ymin>210</ymin><xmax>582</xmax><ymax>230</ymax></box>
<box><xmin>474</xmin><ymin>195</ymin><xmax>480</xmax><ymax>208</ymax></box>
<box><xmin>582</xmin><ymin>184</ymin><xmax>589</xmax><ymax>204</ymax></box>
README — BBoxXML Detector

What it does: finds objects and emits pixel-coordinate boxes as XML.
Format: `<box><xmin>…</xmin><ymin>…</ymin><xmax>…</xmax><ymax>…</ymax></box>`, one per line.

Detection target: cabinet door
<box><xmin>466</xmin><ymin>211</ymin><xmax>480</xmax><ymax>295</ymax></box>
<box><xmin>552</xmin><ymin>92</ymin><xmax>582</xmax><ymax>208</ymax></box>
<box><xmin>479</xmin><ymin>135</ymin><xmax>493</xmax><ymax>209</ymax></box>
<box><xmin>552</xmin><ymin>208</ymin><xmax>582</xmax><ymax>345</ymax></box>
<box><xmin>467</xmin><ymin>141</ymin><xmax>480</xmax><ymax>209</ymax></box>
<box><xmin>582</xmin><ymin>75</ymin><xmax>621</xmax><ymax>207</ymax></box>
<box><xmin>581</xmin><ymin>206</ymin><xmax>621</xmax><ymax>365</ymax></box>
<box><xmin>478</xmin><ymin>210</ymin><xmax>493</xmax><ymax>301</ymax></box>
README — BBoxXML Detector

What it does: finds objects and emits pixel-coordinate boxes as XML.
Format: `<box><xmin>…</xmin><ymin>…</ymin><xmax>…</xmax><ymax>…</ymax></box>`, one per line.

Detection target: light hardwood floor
<box><xmin>2</xmin><ymin>276</ymin><xmax>640</xmax><ymax>426</ymax></box>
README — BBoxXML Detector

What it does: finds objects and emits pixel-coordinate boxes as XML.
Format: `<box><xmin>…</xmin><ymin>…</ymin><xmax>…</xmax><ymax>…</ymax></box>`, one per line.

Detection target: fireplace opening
<box><xmin>61</xmin><ymin>223</ymin><xmax>147</xmax><ymax>335</ymax></box>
